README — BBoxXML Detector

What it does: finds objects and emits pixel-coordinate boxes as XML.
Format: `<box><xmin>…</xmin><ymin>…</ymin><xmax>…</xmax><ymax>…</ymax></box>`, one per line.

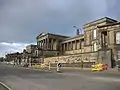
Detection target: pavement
<box><xmin>0</xmin><ymin>63</ymin><xmax>120</xmax><ymax>90</ymax></box>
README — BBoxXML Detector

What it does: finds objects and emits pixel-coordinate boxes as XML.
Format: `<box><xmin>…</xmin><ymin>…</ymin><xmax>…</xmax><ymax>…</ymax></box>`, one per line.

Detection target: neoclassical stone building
<box><xmin>21</xmin><ymin>44</ymin><xmax>42</xmax><ymax>65</ymax></box>
<box><xmin>36</xmin><ymin>17</ymin><xmax>120</xmax><ymax>67</ymax></box>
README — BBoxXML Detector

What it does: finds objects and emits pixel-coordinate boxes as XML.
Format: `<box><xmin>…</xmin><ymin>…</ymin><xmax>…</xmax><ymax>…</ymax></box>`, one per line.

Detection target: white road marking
<box><xmin>0</xmin><ymin>82</ymin><xmax>12</xmax><ymax>90</ymax></box>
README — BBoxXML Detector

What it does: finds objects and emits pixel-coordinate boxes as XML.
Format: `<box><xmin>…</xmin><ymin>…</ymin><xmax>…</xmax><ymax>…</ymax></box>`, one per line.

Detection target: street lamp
<box><xmin>73</xmin><ymin>26</ymin><xmax>84</xmax><ymax>69</ymax></box>
<box><xmin>73</xmin><ymin>26</ymin><xmax>83</xmax><ymax>35</ymax></box>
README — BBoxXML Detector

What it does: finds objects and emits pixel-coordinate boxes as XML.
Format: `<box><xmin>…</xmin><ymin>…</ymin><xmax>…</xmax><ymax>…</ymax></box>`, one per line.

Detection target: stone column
<box><xmin>61</xmin><ymin>44</ymin><xmax>63</xmax><ymax>52</ymax></box>
<box><xmin>107</xmin><ymin>31</ymin><xmax>109</xmax><ymax>46</ymax></box>
<box><xmin>65</xmin><ymin>43</ymin><xmax>67</xmax><ymax>51</ymax></box>
<box><xmin>51</xmin><ymin>39</ymin><xmax>54</xmax><ymax>50</ymax></box>
<box><xmin>71</xmin><ymin>42</ymin><xmax>73</xmax><ymax>50</ymax></box>
<box><xmin>38</xmin><ymin>41</ymin><xmax>40</xmax><ymax>47</ymax></box>
<box><xmin>37</xmin><ymin>41</ymin><xmax>39</xmax><ymax>46</ymax></box>
<box><xmin>45</xmin><ymin>38</ymin><xmax>47</xmax><ymax>49</ymax></box>
<box><xmin>40</xmin><ymin>41</ymin><xmax>42</xmax><ymax>48</ymax></box>
<box><xmin>38</xmin><ymin>41</ymin><xmax>40</xmax><ymax>46</ymax></box>
<box><xmin>39</xmin><ymin>41</ymin><xmax>41</xmax><ymax>48</ymax></box>
<box><xmin>98</xmin><ymin>33</ymin><xmax>102</xmax><ymax>49</ymax></box>
<box><xmin>43</xmin><ymin>39</ymin><xmax>45</xmax><ymax>48</ymax></box>
<box><xmin>101</xmin><ymin>33</ymin><xmax>104</xmax><ymax>47</ymax></box>
<box><xmin>47</xmin><ymin>38</ymin><xmax>49</xmax><ymax>50</ymax></box>
<box><xmin>64</xmin><ymin>43</ymin><xmax>65</xmax><ymax>51</ymax></box>
<box><xmin>41</xmin><ymin>40</ymin><xmax>43</xmax><ymax>48</ymax></box>
<box><xmin>68</xmin><ymin>42</ymin><xmax>70</xmax><ymax>50</ymax></box>
<box><xmin>75</xmin><ymin>40</ymin><xmax>77</xmax><ymax>50</ymax></box>
<box><xmin>79</xmin><ymin>40</ymin><xmax>81</xmax><ymax>49</ymax></box>
<box><xmin>67</xmin><ymin>43</ymin><xmax>69</xmax><ymax>51</ymax></box>
<box><xmin>46</xmin><ymin>38</ymin><xmax>48</xmax><ymax>50</ymax></box>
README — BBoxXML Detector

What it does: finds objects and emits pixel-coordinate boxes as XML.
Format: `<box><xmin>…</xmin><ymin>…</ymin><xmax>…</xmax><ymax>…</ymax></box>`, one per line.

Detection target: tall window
<box><xmin>35</xmin><ymin>50</ymin><xmax>38</xmax><ymax>56</ymax></box>
<box><xmin>116</xmin><ymin>32</ymin><xmax>120</xmax><ymax>44</ymax></box>
<box><xmin>117</xmin><ymin>51</ymin><xmax>120</xmax><ymax>59</ymax></box>
<box><xmin>93</xmin><ymin>30</ymin><xmax>97</xmax><ymax>39</ymax></box>
<box><xmin>93</xmin><ymin>43</ymin><xmax>97</xmax><ymax>51</ymax></box>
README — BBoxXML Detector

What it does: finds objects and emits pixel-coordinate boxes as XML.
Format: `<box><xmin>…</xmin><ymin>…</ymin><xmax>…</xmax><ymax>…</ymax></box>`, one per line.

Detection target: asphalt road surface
<box><xmin>0</xmin><ymin>63</ymin><xmax>120</xmax><ymax>90</ymax></box>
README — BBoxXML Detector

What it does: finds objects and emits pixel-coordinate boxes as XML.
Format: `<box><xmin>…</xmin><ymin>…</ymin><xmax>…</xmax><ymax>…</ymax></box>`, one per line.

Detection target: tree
<box><xmin>0</xmin><ymin>57</ymin><xmax>4</xmax><ymax>62</ymax></box>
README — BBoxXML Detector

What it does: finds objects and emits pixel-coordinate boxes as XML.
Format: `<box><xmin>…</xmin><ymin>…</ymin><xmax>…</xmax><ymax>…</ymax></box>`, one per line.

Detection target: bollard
<box><xmin>57</xmin><ymin>63</ymin><xmax>62</xmax><ymax>73</ymax></box>
<box><xmin>48</xmin><ymin>61</ymin><xmax>51</xmax><ymax>71</ymax></box>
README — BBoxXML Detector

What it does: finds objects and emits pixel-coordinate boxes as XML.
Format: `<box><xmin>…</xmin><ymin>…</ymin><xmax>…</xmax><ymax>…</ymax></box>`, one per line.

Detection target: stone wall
<box><xmin>44</xmin><ymin>50</ymin><xmax>59</xmax><ymax>57</ymax></box>
<box><xmin>44</xmin><ymin>52</ymin><xmax>97</xmax><ymax>65</ymax></box>
<box><xmin>63</xmin><ymin>49</ymin><xmax>84</xmax><ymax>55</ymax></box>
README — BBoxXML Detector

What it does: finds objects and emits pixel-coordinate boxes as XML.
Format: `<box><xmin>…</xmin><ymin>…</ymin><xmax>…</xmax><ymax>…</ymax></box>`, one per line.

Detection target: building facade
<box><xmin>36</xmin><ymin>17</ymin><xmax>120</xmax><ymax>67</ymax></box>
<box><xmin>6</xmin><ymin>52</ymin><xmax>22</xmax><ymax>65</ymax></box>
<box><xmin>36</xmin><ymin>33</ymin><xmax>69</xmax><ymax>57</ymax></box>
<box><xmin>5</xmin><ymin>17</ymin><xmax>120</xmax><ymax>68</ymax></box>
<box><xmin>21</xmin><ymin>45</ymin><xmax>42</xmax><ymax>65</ymax></box>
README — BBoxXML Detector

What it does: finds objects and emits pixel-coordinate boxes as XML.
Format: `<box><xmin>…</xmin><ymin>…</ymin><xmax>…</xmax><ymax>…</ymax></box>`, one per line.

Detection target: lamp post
<box><xmin>73</xmin><ymin>26</ymin><xmax>83</xmax><ymax>35</ymax></box>
<box><xmin>73</xmin><ymin>26</ymin><xmax>83</xmax><ymax>69</ymax></box>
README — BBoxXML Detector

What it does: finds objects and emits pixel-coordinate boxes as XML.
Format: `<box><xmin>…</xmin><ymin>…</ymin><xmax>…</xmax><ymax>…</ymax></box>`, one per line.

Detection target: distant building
<box><xmin>21</xmin><ymin>44</ymin><xmax>42</xmax><ymax>65</ymax></box>
<box><xmin>6</xmin><ymin>52</ymin><xmax>22</xmax><ymax>65</ymax></box>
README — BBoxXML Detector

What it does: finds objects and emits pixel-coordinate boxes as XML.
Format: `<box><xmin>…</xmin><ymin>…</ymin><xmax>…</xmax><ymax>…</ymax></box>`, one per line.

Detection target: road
<box><xmin>0</xmin><ymin>63</ymin><xmax>120</xmax><ymax>90</ymax></box>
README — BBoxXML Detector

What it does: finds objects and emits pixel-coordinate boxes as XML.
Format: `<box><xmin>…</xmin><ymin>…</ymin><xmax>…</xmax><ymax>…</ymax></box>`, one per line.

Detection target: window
<box><xmin>117</xmin><ymin>51</ymin><xmax>120</xmax><ymax>59</ymax></box>
<box><xmin>116</xmin><ymin>32</ymin><xmax>120</xmax><ymax>44</ymax></box>
<box><xmin>93</xmin><ymin>43</ymin><xmax>97</xmax><ymax>51</ymax></box>
<box><xmin>35</xmin><ymin>50</ymin><xmax>38</xmax><ymax>56</ymax></box>
<box><xmin>93</xmin><ymin>30</ymin><xmax>97</xmax><ymax>39</ymax></box>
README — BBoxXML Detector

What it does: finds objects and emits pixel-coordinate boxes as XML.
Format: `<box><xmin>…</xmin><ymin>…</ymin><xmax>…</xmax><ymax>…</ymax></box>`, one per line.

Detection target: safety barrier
<box><xmin>0</xmin><ymin>82</ymin><xmax>11</xmax><ymax>90</ymax></box>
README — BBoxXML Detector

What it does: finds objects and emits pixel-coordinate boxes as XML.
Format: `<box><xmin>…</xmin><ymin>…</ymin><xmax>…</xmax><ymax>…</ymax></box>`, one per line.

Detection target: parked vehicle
<box><xmin>32</xmin><ymin>64</ymin><xmax>48</xmax><ymax>69</ymax></box>
<box><xmin>91</xmin><ymin>63</ymin><xmax>108</xmax><ymax>71</ymax></box>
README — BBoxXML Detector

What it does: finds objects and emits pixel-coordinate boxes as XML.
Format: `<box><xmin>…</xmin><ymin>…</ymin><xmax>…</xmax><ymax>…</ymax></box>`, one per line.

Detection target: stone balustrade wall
<box><xmin>44</xmin><ymin>52</ymin><xmax>97</xmax><ymax>65</ymax></box>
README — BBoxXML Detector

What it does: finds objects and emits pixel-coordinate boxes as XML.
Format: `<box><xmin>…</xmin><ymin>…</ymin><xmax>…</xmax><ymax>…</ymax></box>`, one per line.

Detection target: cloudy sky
<box><xmin>0</xmin><ymin>0</ymin><xmax>120</xmax><ymax>57</ymax></box>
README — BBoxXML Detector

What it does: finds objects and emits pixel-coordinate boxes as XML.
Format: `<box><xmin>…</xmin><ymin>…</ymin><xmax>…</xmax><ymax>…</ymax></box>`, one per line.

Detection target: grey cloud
<box><xmin>2</xmin><ymin>0</ymin><xmax>120</xmax><ymax>56</ymax></box>
<box><xmin>106</xmin><ymin>0</ymin><xmax>120</xmax><ymax>20</ymax></box>
<box><xmin>0</xmin><ymin>0</ymin><xmax>109</xmax><ymax>43</ymax></box>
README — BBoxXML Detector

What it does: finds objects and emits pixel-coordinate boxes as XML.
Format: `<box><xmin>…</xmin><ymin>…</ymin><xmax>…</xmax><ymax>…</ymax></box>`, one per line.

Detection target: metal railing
<box><xmin>0</xmin><ymin>82</ymin><xmax>11</xmax><ymax>90</ymax></box>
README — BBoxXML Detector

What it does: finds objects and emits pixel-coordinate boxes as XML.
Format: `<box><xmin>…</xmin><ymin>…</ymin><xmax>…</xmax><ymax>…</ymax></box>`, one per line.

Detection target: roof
<box><xmin>6</xmin><ymin>52</ymin><xmax>22</xmax><ymax>56</ymax></box>
<box><xmin>26</xmin><ymin>44</ymin><xmax>37</xmax><ymax>47</ymax></box>
<box><xmin>36</xmin><ymin>32</ymin><xmax>69</xmax><ymax>39</ymax></box>
<box><xmin>84</xmin><ymin>17</ymin><xmax>118</xmax><ymax>27</ymax></box>
<box><xmin>97</xmin><ymin>22</ymin><xmax>120</xmax><ymax>28</ymax></box>
<box><xmin>47</xmin><ymin>33</ymin><xmax>69</xmax><ymax>38</ymax></box>
<box><xmin>62</xmin><ymin>34</ymin><xmax>84</xmax><ymax>41</ymax></box>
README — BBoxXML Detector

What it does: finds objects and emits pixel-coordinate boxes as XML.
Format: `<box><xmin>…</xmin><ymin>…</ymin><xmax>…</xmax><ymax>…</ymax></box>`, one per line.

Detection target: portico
<box><xmin>60</xmin><ymin>35</ymin><xmax>84</xmax><ymax>54</ymax></box>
